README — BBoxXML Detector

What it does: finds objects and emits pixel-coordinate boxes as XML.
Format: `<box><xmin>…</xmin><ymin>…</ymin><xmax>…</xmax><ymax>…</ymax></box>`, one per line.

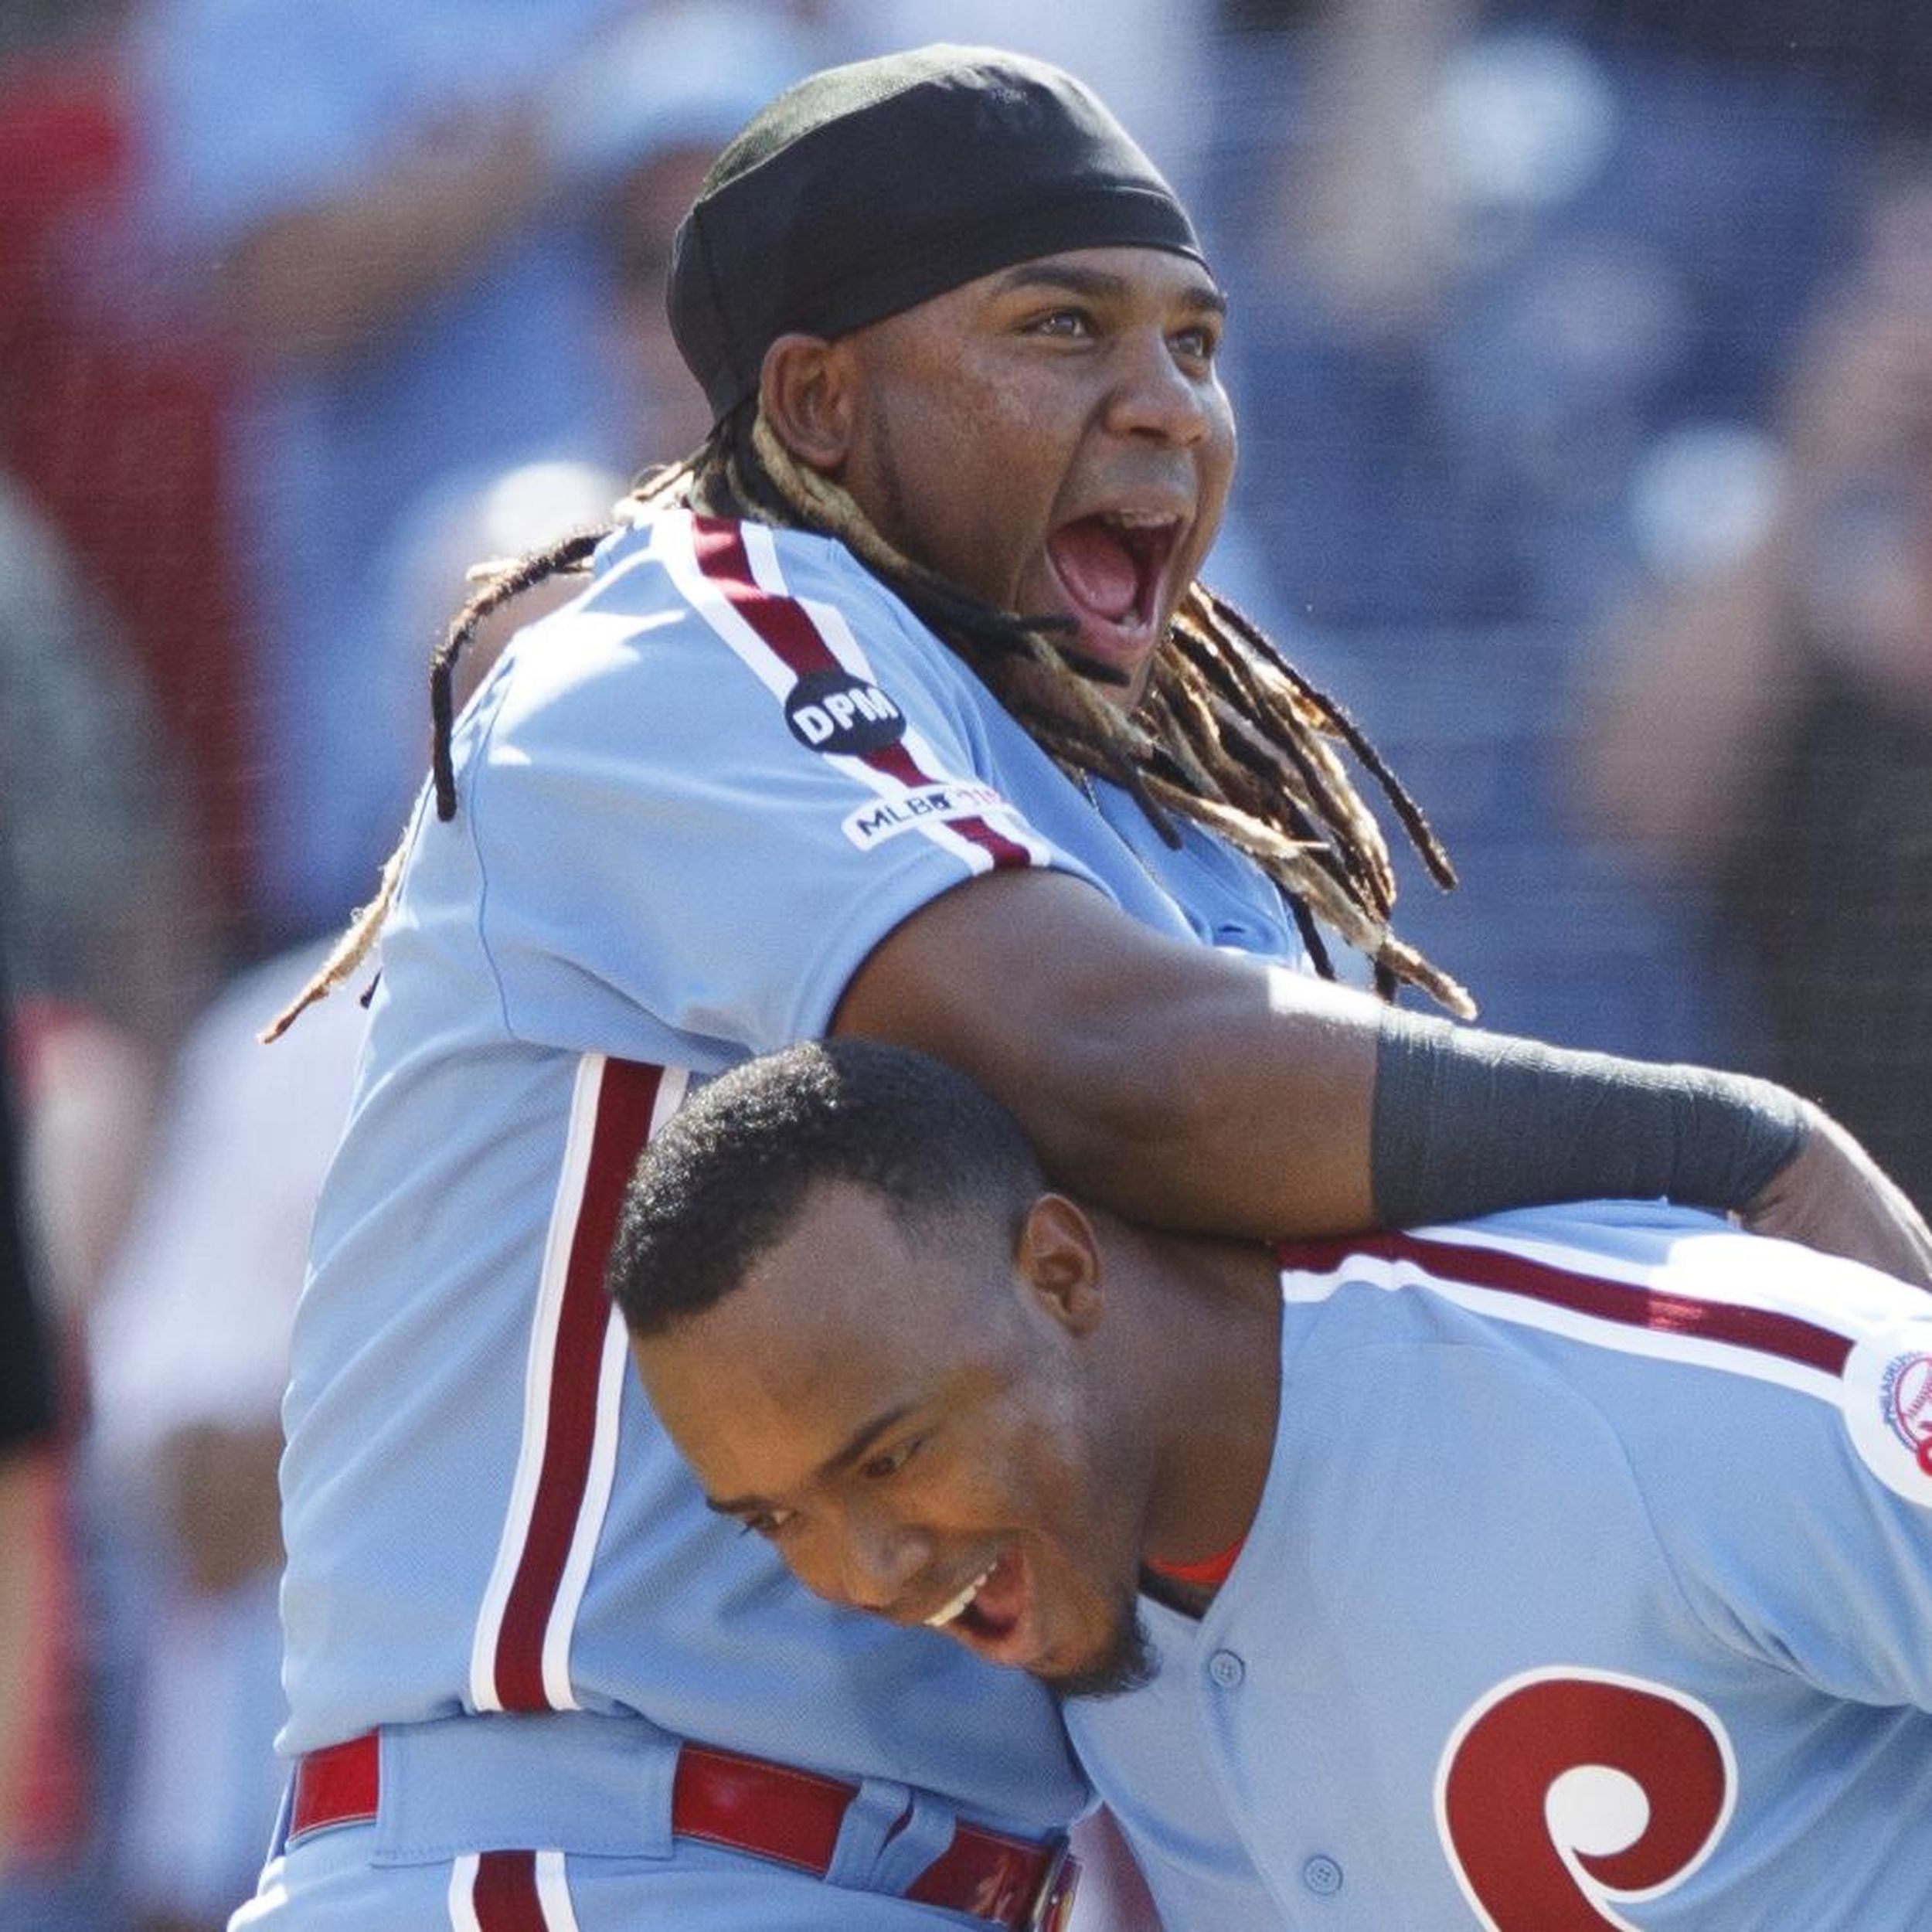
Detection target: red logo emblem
<box><xmin>1436</xmin><ymin>1668</ymin><xmax>1735</xmax><ymax>1930</ymax></box>
<box><xmin>1885</xmin><ymin>1352</ymin><xmax>1932</xmax><ymax>1476</ymax></box>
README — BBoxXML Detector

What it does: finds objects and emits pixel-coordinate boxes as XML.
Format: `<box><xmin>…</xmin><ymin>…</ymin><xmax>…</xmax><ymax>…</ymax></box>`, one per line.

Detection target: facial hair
<box><xmin>1045</xmin><ymin>1591</ymin><xmax>1155</xmax><ymax>1702</ymax></box>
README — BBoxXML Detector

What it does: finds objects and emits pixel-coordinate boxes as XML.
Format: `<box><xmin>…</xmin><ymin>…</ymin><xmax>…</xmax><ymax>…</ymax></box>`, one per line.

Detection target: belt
<box><xmin>291</xmin><ymin>1732</ymin><xmax>1080</xmax><ymax>1931</ymax></box>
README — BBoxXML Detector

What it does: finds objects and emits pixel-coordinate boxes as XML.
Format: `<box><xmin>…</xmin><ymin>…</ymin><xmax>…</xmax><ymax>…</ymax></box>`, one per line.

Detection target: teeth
<box><xmin>924</xmin><ymin>1563</ymin><xmax>995</xmax><ymax>1628</ymax></box>
<box><xmin>1100</xmin><ymin>510</ymin><xmax>1177</xmax><ymax>530</ymax></box>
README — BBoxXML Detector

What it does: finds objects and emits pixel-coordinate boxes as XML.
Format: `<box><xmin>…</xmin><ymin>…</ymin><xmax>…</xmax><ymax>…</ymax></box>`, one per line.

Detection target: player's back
<box><xmin>276</xmin><ymin>509</ymin><xmax>1305</xmax><ymax>1843</ymax></box>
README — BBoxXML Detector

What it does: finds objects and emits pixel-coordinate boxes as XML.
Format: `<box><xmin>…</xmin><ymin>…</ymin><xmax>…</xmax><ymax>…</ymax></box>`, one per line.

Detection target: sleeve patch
<box><xmin>1842</xmin><ymin>1319</ymin><xmax>1932</xmax><ymax>1504</ymax></box>
<box><xmin>841</xmin><ymin>782</ymin><xmax>1016</xmax><ymax>852</ymax></box>
<box><xmin>785</xmin><ymin>669</ymin><xmax>906</xmax><ymax>755</ymax></box>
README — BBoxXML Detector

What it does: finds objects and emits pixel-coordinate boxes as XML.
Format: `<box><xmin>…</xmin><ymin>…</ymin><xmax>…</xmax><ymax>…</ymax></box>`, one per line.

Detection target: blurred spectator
<box><xmin>80</xmin><ymin>454</ymin><xmax>621</xmax><ymax>1931</ymax></box>
<box><xmin>1194</xmin><ymin>0</ymin><xmax>1865</xmax><ymax>1060</ymax></box>
<box><xmin>0</xmin><ymin>921</ymin><xmax>60</xmax><ymax>1879</ymax></box>
<box><xmin>0</xmin><ymin>471</ymin><xmax>213</xmax><ymax>1927</ymax></box>
<box><xmin>1228</xmin><ymin>0</ymin><xmax>1932</xmax><ymax>141</ymax></box>
<box><xmin>1584</xmin><ymin>148</ymin><xmax>1932</xmax><ymax>1213</ymax></box>
<box><xmin>0</xmin><ymin>477</ymin><xmax>204</xmax><ymax>1315</ymax></box>
<box><xmin>581</xmin><ymin>2</ymin><xmax>822</xmax><ymax>464</ymax></box>
<box><xmin>0</xmin><ymin>481</ymin><xmax>209</xmax><ymax>1059</ymax></box>
<box><xmin>1213</xmin><ymin>0</ymin><xmax>1857</xmax><ymax>630</ymax></box>
<box><xmin>1499</xmin><ymin>0</ymin><xmax>1932</xmax><ymax>142</ymax></box>
<box><xmin>0</xmin><ymin>2</ymin><xmax>251</xmax><ymax>940</ymax></box>
<box><xmin>0</xmin><ymin>2</ymin><xmax>121</xmax><ymax>59</ymax></box>
<box><xmin>87</xmin><ymin>939</ymin><xmax>364</xmax><ymax>1932</ymax></box>
<box><xmin>128</xmin><ymin>0</ymin><xmax>822</xmax><ymax>951</ymax></box>
<box><xmin>1</xmin><ymin>985</ymin><xmax>129</xmax><ymax>1932</ymax></box>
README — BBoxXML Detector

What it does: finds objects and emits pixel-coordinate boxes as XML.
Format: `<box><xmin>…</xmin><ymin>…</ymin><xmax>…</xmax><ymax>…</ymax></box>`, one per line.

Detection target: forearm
<box><xmin>985</xmin><ymin>959</ymin><xmax>1382</xmax><ymax>1239</ymax></box>
<box><xmin>219</xmin><ymin>110</ymin><xmax>555</xmax><ymax>366</ymax></box>
<box><xmin>835</xmin><ymin>870</ymin><xmax>1931</xmax><ymax>1281</ymax></box>
<box><xmin>866</xmin><ymin>954</ymin><xmax>1794</xmax><ymax>1236</ymax></box>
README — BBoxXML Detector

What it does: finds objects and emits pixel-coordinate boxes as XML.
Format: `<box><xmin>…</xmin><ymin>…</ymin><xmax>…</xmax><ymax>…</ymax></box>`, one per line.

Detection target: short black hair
<box><xmin>609</xmin><ymin>1039</ymin><xmax>1045</xmax><ymax>1338</ymax></box>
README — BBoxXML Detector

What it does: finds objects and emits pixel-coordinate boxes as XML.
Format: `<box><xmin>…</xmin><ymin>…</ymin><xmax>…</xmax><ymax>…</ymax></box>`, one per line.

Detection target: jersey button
<box><xmin>1301</xmin><ymin>1854</ymin><xmax>1344</xmax><ymax>1897</ymax></box>
<box><xmin>1207</xmin><ymin>1649</ymin><xmax>1245</xmax><ymax>1689</ymax></box>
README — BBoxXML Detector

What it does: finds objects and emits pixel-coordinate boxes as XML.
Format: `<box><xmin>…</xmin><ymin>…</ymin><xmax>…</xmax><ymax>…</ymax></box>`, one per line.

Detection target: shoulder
<box><xmin>1279</xmin><ymin>1202</ymin><xmax>1932</xmax><ymax>1515</ymax></box>
<box><xmin>433</xmin><ymin>506</ymin><xmax>1046</xmax><ymax>873</ymax></box>
<box><xmin>1281</xmin><ymin>1200</ymin><xmax>1930</xmax><ymax>1344</ymax></box>
<box><xmin>479</xmin><ymin>507</ymin><xmax>975</xmax><ymax>739</ymax></box>
<box><xmin>591</xmin><ymin>508</ymin><xmax>934</xmax><ymax>648</ymax></box>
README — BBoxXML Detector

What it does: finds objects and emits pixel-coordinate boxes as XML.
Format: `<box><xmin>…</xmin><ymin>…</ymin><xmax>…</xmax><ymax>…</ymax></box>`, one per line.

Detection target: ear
<box><xmin>1015</xmin><ymin>1193</ymin><xmax>1104</xmax><ymax>1338</ymax></box>
<box><xmin>758</xmin><ymin>332</ymin><xmax>858</xmax><ymax>475</ymax></box>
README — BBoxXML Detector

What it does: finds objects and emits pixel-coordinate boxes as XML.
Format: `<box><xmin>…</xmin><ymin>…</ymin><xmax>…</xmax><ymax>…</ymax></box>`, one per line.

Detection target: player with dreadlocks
<box><xmin>283</xmin><ymin>347</ymin><xmax>1468</xmax><ymax>1032</ymax></box>
<box><xmin>247</xmin><ymin>44</ymin><xmax>1929</xmax><ymax>1932</ymax></box>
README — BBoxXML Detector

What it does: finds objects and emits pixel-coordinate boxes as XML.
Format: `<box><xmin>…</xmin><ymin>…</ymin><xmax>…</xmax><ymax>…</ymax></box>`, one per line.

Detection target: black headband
<box><xmin>667</xmin><ymin>43</ymin><xmax>1207</xmax><ymax>423</ymax></box>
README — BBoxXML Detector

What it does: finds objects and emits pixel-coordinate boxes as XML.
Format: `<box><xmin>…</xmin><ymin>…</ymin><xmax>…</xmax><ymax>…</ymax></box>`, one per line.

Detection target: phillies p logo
<box><xmin>1435</xmin><ymin>1668</ymin><xmax>1736</xmax><ymax>1930</ymax></box>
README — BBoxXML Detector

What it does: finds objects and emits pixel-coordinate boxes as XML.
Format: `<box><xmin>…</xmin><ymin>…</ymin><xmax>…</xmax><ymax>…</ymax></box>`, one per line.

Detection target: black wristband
<box><xmin>1369</xmin><ymin>1010</ymin><xmax>1811</xmax><ymax>1230</ymax></box>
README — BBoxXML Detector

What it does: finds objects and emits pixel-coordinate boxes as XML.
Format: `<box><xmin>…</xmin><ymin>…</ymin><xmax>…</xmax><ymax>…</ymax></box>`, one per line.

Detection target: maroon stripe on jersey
<box><xmin>471</xmin><ymin>1849</ymin><xmax>549</xmax><ymax>1930</ymax></box>
<box><xmin>492</xmin><ymin>1058</ymin><xmax>665</xmax><ymax>1713</ymax></box>
<box><xmin>1275</xmin><ymin>1229</ymin><xmax>1855</xmax><ymax>1378</ymax></box>
<box><xmin>689</xmin><ymin>514</ymin><xmax>1033</xmax><ymax>870</ymax></box>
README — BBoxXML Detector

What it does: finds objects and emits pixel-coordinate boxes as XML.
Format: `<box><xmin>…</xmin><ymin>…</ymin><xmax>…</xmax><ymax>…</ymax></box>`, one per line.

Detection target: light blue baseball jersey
<box><xmin>265</xmin><ymin>508</ymin><xmax>1306</xmax><ymax>1920</ymax></box>
<box><xmin>1070</xmin><ymin>1199</ymin><xmax>1932</xmax><ymax>1931</ymax></box>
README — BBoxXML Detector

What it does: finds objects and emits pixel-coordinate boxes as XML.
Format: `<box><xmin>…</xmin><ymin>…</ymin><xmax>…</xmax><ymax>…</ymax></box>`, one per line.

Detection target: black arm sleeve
<box><xmin>1370</xmin><ymin>1009</ymin><xmax>1808</xmax><ymax>1230</ymax></box>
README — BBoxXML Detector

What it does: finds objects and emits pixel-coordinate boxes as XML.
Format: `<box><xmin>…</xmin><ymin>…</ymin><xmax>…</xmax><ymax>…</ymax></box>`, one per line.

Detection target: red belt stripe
<box><xmin>291</xmin><ymin>1733</ymin><xmax>1078</xmax><ymax>1931</ymax></box>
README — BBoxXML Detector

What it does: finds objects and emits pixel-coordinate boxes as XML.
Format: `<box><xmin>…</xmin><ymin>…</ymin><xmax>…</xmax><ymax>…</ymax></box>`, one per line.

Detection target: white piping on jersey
<box><xmin>657</xmin><ymin>510</ymin><xmax>1055</xmax><ymax>876</ymax></box>
<box><xmin>468</xmin><ymin>1058</ymin><xmax>688</xmax><ymax>1713</ymax></box>
<box><xmin>447</xmin><ymin>1849</ymin><xmax>582</xmax><ymax>1930</ymax></box>
<box><xmin>542</xmin><ymin>1063</ymin><xmax>689</xmax><ymax>1708</ymax></box>
<box><xmin>1277</xmin><ymin>1219</ymin><xmax>1888</xmax><ymax>1411</ymax></box>
<box><xmin>1415</xmin><ymin>1216</ymin><xmax>1905</xmax><ymax>1334</ymax></box>
<box><xmin>468</xmin><ymin>1053</ymin><xmax>607</xmax><ymax>1713</ymax></box>
<box><xmin>534</xmin><ymin>1850</ymin><xmax>583</xmax><ymax>1931</ymax></box>
<box><xmin>447</xmin><ymin>1855</ymin><xmax>485</xmax><ymax>1932</ymax></box>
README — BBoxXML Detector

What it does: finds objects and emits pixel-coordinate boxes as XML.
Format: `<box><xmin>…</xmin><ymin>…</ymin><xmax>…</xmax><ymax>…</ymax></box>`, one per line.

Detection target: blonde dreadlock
<box><xmin>265</xmin><ymin>400</ymin><xmax>1469</xmax><ymax>1041</ymax></box>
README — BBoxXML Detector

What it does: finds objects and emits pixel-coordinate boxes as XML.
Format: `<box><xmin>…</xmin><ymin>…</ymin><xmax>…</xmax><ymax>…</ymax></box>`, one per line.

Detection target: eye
<box><xmin>1027</xmin><ymin>307</ymin><xmax>1094</xmax><ymax>341</ymax></box>
<box><xmin>737</xmin><ymin>1507</ymin><xmax>796</xmax><ymax>1540</ymax></box>
<box><xmin>859</xmin><ymin>1437</ymin><xmax>923</xmax><ymax>1481</ymax></box>
<box><xmin>1171</xmin><ymin>320</ymin><xmax>1220</xmax><ymax>363</ymax></box>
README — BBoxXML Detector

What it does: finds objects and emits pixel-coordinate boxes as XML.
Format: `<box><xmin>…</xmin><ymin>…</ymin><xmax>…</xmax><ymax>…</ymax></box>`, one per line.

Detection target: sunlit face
<box><xmin>818</xmin><ymin>245</ymin><xmax>1236</xmax><ymax>708</ymax></box>
<box><xmin>633</xmin><ymin>1182</ymin><xmax>1153</xmax><ymax>1696</ymax></box>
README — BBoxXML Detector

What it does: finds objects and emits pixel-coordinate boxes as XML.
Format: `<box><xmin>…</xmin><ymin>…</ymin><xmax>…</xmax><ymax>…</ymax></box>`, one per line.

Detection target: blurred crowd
<box><xmin>2</xmin><ymin>1</ymin><xmax>1930</xmax><ymax>1924</ymax></box>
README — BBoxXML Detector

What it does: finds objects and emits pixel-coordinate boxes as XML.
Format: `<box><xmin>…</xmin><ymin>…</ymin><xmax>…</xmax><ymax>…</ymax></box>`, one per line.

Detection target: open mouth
<box><xmin>923</xmin><ymin>1562</ymin><xmax>997</xmax><ymax>1629</ymax></box>
<box><xmin>1045</xmin><ymin>511</ymin><xmax>1182</xmax><ymax>650</ymax></box>
<box><xmin>920</xmin><ymin>1549</ymin><xmax>1032</xmax><ymax>1662</ymax></box>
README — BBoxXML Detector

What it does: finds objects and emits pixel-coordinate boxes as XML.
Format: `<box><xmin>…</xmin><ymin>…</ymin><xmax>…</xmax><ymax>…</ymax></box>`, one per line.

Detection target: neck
<box><xmin>1113</xmin><ymin>1222</ymin><xmax>1281</xmax><ymax>1574</ymax></box>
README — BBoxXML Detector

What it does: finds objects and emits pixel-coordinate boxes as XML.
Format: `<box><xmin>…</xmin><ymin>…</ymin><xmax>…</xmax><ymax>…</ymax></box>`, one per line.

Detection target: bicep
<box><xmin>832</xmin><ymin>867</ymin><xmax>1381</xmax><ymax>1236</ymax></box>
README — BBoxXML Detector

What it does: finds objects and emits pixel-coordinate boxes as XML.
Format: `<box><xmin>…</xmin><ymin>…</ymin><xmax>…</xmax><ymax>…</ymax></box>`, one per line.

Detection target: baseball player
<box><xmin>245</xmin><ymin>43</ymin><xmax>1930</xmax><ymax>1931</ymax></box>
<box><xmin>614</xmin><ymin>1038</ymin><xmax>1932</xmax><ymax>1932</ymax></box>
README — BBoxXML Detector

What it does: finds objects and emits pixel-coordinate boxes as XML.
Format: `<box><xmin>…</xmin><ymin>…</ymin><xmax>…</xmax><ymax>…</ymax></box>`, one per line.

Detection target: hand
<box><xmin>1741</xmin><ymin>1104</ymin><xmax>1932</xmax><ymax>1291</ymax></box>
